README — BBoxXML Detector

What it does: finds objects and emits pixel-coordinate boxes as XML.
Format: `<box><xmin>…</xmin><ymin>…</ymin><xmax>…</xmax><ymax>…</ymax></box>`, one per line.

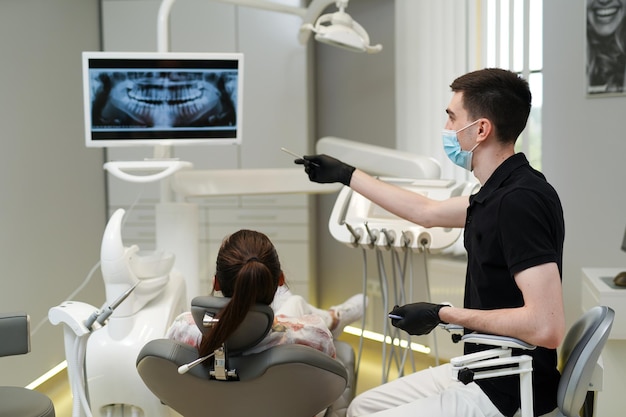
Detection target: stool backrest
<box><xmin>1</xmin><ymin>312</ymin><xmax>56</xmax><ymax>417</ymax></box>
<box><xmin>557</xmin><ymin>306</ymin><xmax>614</xmax><ymax>416</ymax></box>
<box><xmin>0</xmin><ymin>313</ymin><xmax>30</xmax><ymax>357</ymax></box>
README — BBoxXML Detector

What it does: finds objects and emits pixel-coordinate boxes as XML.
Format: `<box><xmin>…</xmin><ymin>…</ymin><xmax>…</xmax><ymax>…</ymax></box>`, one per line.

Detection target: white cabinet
<box><xmin>582</xmin><ymin>268</ymin><xmax>626</xmax><ymax>339</ymax></box>
<box><xmin>100</xmin><ymin>0</ymin><xmax>315</xmax><ymax>302</ymax></box>
<box><xmin>199</xmin><ymin>194</ymin><xmax>313</xmax><ymax>299</ymax></box>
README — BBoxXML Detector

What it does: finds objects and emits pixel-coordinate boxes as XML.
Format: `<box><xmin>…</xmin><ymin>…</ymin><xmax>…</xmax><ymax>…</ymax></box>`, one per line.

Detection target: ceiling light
<box><xmin>300</xmin><ymin>0</ymin><xmax>382</xmax><ymax>54</ymax></box>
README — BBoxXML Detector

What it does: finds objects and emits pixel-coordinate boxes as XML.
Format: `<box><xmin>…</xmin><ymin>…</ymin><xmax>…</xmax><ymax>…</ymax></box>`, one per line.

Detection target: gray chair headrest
<box><xmin>190</xmin><ymin>296</ymin><xmax>274</xmax><ymax>355</ymax></box>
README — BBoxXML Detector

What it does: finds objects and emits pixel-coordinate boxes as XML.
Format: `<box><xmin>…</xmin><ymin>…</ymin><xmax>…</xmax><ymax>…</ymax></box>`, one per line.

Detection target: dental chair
<box><xmin>136</xmin><ymin>296</ymin><xmax>355</xmax><ymax>417</ymax></box>
<box><xmin>449</xmin><ymin>305</ymin><xmax>614</xmax><ymax>417</ymax></box>
<box><xmin>0</xmin><ymin>312</ymin><xmax>56</xmax><ymax>417</ymax></box>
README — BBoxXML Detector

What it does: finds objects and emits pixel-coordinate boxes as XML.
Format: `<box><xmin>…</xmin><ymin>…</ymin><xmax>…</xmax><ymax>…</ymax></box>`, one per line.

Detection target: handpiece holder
<box><xmin>329</xmin><ymin>179</ymin><xmax>477</xmax><ymax>253</ymax></box>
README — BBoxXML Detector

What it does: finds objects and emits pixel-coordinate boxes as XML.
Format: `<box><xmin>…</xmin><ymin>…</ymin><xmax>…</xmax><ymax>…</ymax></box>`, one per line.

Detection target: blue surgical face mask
<box><xmin>442</xmin><ymin>120</ymin><xmax>480</xmax><ymax>171</ymax></box>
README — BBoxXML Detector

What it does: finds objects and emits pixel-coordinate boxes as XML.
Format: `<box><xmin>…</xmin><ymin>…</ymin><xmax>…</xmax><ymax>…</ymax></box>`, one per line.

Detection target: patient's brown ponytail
<box><xmin>198</xmin><ymin>229</ymin><xmax>281</xmax><ymax>357</ymax></box>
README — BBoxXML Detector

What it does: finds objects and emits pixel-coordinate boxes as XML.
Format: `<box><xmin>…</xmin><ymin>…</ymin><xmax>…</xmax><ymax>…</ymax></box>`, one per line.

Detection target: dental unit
<box><xmin>318</xmin><ymin>137</ymin><xmax>478</xmax><ymax>382</ymax></box>
<box><xmin>49</xmin><ymin>209</ymin><xmax>186</xmax><ymax>417</ymax></box>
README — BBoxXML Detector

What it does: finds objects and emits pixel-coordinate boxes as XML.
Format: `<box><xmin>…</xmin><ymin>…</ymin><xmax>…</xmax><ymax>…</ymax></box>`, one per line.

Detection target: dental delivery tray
<box><xmin>328</xmin><ymin>178</ymin><xmax>478</xmax><ymax>252</ymax></box>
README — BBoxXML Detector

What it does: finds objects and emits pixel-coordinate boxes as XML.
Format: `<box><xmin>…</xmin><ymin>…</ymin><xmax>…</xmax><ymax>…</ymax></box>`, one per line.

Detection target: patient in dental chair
<box><xmin>166</xmin><ymin>229</ymin><xmax>367</xmax><ymax>359</ymax></box>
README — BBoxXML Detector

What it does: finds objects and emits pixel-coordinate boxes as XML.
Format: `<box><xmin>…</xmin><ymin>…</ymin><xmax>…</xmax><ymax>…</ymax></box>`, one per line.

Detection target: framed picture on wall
<box><xmin>585</xmin><ymin>0</ymin><xmax>626</xmax><ymax>96</ymax></box>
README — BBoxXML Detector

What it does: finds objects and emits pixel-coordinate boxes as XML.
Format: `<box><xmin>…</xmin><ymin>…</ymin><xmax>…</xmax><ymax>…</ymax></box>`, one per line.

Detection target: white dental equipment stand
<box><xmin>51</xmin><ymin>154</ymin><xmax>338</xmax><ymax>417</ymax></box>
<box><xmin>49</xmin><ymin>208</ymin><xmax>187</xmax><ymax>417</ymax></box>
<box><xmin>319</xmin><ymin>137</ymin><xmax>478</xmax><ymax>383</ymax></box>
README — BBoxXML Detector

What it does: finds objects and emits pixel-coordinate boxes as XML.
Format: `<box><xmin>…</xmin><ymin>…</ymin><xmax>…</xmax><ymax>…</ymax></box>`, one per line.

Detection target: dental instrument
<box><xmin>280</xmin><ymin>147</ymin><xmax>305</xmax><ymax>159</ymax></box>
<box><xmin>281</xmin><ymin>147</ymin><xmax>320</xmax><ymax>167</ymax></box>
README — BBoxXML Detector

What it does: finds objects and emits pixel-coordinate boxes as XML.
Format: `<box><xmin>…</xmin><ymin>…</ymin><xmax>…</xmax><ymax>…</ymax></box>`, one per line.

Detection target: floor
<box><xmin>36</xmin><ymin>332</ymin><xmax>439</xmax><ymax>417</ymax></box>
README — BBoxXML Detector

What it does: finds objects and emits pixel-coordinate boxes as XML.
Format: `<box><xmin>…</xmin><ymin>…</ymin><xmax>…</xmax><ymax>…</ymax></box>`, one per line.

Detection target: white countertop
<box><xmin>582</xmin><ymin>267</ymin><xmax>626</xmax><ymax>339</ymax></box>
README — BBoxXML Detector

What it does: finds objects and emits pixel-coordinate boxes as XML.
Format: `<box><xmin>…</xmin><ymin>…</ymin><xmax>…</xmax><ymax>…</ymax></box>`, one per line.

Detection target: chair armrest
<box><xmin>0</xmin><ymin>313</ymin><xmax>30</xmax><ymax>357</ymax></box>
<box><xmin>461</xmin><ymin>333</ymin><xmax>536</xmax><ymax>350</ymax></box>
<box><xmin>451</xmin><ymin>333</ymin><xmax>535</xmax><ymax>368</ymax></box>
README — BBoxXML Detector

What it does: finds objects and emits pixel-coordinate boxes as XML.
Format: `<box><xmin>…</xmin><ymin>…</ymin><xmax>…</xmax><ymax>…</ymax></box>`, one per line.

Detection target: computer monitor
<box><xmin>82</xmin><ymin>51</ymin><xmax>243</xmax><ymax>148</ymax></box>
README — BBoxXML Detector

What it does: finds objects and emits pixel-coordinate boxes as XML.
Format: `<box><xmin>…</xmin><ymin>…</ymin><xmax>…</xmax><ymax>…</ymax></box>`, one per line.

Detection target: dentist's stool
<box><xmin>136</xmin><ymin>296</ymin><xmax>354</xmax><ymax>417</ymax></box>
<box><xmin>449</xmin><ymin>305</ymin><xmax>614</xmax><ymax>417</ymax></box>
<box><xmin>1</xmin><ymin>312</ymin><xmax>56</xmax><ymax>417</ymax></box>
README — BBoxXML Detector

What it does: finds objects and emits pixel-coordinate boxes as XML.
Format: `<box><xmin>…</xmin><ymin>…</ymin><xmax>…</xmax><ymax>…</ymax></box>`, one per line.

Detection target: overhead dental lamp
<box><xmin>158</xmin><ymin>0</ymin><xmax>381</xmax><ymax>54</ymax></box>
<box><xmin>300</xmin><ymin>0</ymin><xmax>382</xmax><ymax>54</ymax></box>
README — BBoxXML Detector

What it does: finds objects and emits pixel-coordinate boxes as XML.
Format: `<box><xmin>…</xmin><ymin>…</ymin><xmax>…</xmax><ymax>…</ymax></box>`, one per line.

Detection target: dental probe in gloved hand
<box><xmin>281</xmin><ymin>147</ymin><xmax>319</xmax><ymax>167</ymax></box>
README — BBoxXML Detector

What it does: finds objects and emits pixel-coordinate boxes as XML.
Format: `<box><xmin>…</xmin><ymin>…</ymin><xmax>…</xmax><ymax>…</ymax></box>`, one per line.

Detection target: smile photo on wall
<box><xmin>586</xmin><ymin>0</ymin><xmax>626</xmax><ymax>95</ymax></box>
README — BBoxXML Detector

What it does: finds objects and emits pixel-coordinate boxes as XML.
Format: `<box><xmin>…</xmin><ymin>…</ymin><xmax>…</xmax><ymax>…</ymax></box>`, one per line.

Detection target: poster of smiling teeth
<box><xmin>586</xmin><ymin>0</ymin><xmax>626</xmax><ymax>96</ymax></box>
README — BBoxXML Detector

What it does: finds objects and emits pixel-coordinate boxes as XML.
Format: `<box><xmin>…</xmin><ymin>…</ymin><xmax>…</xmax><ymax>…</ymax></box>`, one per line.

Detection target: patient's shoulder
<box><xmin>165</xmin><ymin>311</ymin><xmax>202</xmax><ymax>348</ymax></box>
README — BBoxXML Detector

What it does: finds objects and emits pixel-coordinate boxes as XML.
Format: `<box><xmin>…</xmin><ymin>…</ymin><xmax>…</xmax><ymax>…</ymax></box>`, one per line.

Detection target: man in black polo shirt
<box><xmin>295</xmin><ymin>68</ymin><xmax>565</xmax><ymax>417</ymax></box>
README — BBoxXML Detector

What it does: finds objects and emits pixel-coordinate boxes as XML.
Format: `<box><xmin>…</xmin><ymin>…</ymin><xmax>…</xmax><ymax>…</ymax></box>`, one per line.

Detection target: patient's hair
<box><xmin>450</xmin><ymin>68</ymin><xmax>531</xmax><ymax>145</ymax></box>
<box><xmin>198</xmin><ymin>229</ymin><xmax>281</xmax><ymax>357</ymax></box>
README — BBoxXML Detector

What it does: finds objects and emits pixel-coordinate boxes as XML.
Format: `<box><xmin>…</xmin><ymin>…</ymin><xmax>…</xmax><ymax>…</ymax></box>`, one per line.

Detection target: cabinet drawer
<box><xmin>207</xmin><ymin>207</ymin><xmax>308</xmax><ymax>225</ymax></box>
<box><xmin>241</xmin><ymin>194</ymin><xmax>309</xmax><ymax>207</ymax></box>
<box><xmin>206</xmin><ymin>224</ymin><xmax>309</xmax><ymax>242</ymax></box>
<box><xmin>190</xmin><ymin>194</ymin><xmax>308</xmax><ymax>208</ymax></box>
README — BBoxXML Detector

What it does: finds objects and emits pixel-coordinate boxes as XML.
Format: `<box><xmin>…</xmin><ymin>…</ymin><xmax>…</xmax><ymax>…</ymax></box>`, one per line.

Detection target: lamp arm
<box><xmin>158</xmin><ymin>0</ymin><xmax>336</xmax><ymax>49</ymax></box>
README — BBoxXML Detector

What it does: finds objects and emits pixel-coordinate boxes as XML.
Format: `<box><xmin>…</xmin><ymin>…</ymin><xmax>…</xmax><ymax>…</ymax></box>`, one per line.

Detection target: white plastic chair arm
<box><xmin>461</xmin><ymin>333</ymin><xmax>536</xmax><ymax>350</ymax></box>
<box><xmin>450</xmin><ymin>347</ymin><xmax>512</xmax><ymax>367</ymax></box>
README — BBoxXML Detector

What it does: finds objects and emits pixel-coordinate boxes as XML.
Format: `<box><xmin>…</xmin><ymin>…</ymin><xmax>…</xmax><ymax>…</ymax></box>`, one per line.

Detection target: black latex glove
<box><xmin>389</xmin><ymin>302</ymin><xmax>448</xmax><ymax>336</ymax></box>
<box><xmin>294</xmin><ymin>154</ymin><xmax>355</xmax><ymax>186</ymax></box>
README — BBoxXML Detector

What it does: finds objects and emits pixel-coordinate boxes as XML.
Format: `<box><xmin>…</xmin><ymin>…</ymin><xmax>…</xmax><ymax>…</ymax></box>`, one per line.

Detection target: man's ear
<box><xmin>477</xmin><ymin>118</ymin><xmax>492</xmax><ymax>142</ymax></box>
<box><xmin>278</xmin><ymin>272</ymin><xmax>285</xmax><ymax>287</ymax></box>
<box><xmin>213</xmin><ymin>276</ymin><xmax>221</xmax><ymax>292</ymax></box>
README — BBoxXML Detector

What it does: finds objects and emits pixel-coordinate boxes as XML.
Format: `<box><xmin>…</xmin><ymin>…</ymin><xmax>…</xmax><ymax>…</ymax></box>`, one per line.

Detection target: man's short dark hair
<box><xmin>450</xmin><ymin>68</ymin><xmax>532</xmax><ymax>144</ymax></box>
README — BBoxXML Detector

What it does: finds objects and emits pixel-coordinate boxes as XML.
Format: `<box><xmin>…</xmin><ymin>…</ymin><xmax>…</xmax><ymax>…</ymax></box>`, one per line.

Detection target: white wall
<box><xmin>543</xmin><ymin>1</ymin><xmax>626</xmax><ymax>326</ymax></box>
<box><xmin>0</xmin><ymin>0</ymin><xmax>106</xmax><ymax>386</ymax></box>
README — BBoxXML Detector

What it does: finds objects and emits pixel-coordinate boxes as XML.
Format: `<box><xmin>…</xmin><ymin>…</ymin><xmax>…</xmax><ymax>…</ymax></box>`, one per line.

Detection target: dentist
<box><xmin>295</xmin><ymin>68</ymin><xmax>565</xmax><ymax>417</ymax></box>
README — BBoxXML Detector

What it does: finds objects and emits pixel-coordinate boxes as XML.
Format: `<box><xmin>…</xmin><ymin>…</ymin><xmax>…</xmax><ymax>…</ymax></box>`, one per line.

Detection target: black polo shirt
<box><xmin>463</xmin><ymin>153</ymin><xmax>565</xmax><ymax>417</ymax></box>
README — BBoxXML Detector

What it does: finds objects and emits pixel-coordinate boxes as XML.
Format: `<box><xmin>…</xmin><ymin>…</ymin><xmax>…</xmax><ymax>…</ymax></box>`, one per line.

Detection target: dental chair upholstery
<box><xmin>137</xmin><ymin>296</ymin><xmax>355</xmax><ymax>417</ymax></box>
<box><xmin>450</xmin><ymin>305</ymin><xmax>614</xmax><ymax>417</ymax></box>
<box><xmin>0</xmin><ymin>312</ymin><xmax>56</xmax><ymax>417</ymax></box>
